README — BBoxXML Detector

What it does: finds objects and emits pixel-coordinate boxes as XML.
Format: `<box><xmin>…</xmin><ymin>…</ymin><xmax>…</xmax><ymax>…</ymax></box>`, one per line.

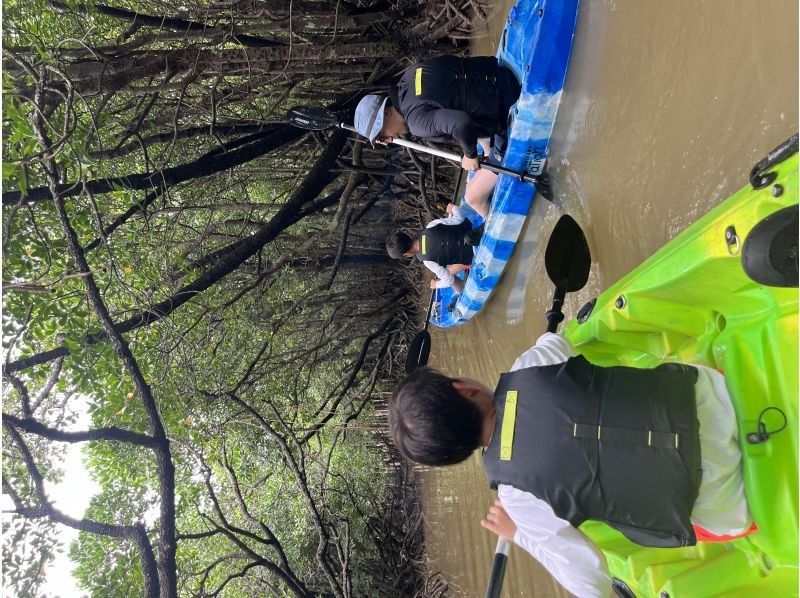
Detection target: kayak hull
<box><xmin>564</xmin><ymin>148</ymin><xmax>798</xmax><ymax>596</ymax></box>
<box><xmin>431</xmin><ymin>0</ymin><xmax>579</xmax><ymax>328</ymax></box>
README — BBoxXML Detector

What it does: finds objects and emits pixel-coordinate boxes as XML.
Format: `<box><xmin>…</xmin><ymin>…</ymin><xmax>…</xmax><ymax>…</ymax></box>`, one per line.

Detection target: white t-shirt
<box><xmin>498</xmin><ymin>333</ymin><xmax>751</xmax><ymax>598</ymax></box>
<box><xmin>422</xmin><ymin>205</ymin><xmax>473</xmax><ymax>289</ymax></box>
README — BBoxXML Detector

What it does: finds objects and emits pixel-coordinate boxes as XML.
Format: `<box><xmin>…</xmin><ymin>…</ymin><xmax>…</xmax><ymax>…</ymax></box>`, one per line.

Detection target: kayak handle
<box><xmin>746</xmin><ymin>407</ymin><xmax>787</xmax><ymax>444</ymax></box>
<box><xmin>750</xmin><ymin>133</ymin><xmax>798</xmax><ymax>189</ymax></box>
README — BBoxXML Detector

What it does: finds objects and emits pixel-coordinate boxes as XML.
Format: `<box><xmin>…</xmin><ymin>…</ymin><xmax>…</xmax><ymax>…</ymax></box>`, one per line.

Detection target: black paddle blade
<box><xmin>405</xmin><ymin>330</ymin><xmax>431</xmax><ymax>374</ymax></box>
<box><xmin>545</xmin><ymin>214</ymin><xmax>591</xmax><ymax>291</ymax></box>
<box><xmin>286</xmin><ymin>105</ymin><xmax>340</xmax><ymax>131</ymax></box>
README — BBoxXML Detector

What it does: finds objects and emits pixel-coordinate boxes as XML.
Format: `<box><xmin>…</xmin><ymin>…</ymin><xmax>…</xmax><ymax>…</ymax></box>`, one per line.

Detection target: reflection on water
<box><xmin>420</xmin><ymin>0</ymin><xmax>798</xmax><ymax>595</ymax></box>
<box><xmin>421</xmin><ymin>451</ymin><xmax>570</xmax><ymax>598</ymax></box>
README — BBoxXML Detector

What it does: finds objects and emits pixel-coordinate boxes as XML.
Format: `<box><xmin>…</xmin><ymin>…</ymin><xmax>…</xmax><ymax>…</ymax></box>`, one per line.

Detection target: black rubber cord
<box><xmin>746</xmin><ymin>407</ymin><xmax>788</xmax><ymax>444</ymax></box>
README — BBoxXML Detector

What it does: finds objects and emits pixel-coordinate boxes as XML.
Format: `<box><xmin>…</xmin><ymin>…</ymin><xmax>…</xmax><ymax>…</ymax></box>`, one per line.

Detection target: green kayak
<box><xmin>563</xmin><ymin>137</ymin><xmax>798</xmax><ymax>597</ymax></box>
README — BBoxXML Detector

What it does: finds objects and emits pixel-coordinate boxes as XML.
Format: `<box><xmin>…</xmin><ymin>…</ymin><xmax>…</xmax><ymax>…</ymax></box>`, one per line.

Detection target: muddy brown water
<box><xmin>419</xmin><ymin>1</ymin><xmax>798</xmax><ymax>596</ymax></box>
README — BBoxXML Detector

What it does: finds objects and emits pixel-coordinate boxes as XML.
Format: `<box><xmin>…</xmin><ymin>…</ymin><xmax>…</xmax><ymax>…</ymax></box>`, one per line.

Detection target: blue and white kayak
<box><xmin>430</xmin><ymin>0</ymin><xmax>579</xmax><ymax>328</ymax></box>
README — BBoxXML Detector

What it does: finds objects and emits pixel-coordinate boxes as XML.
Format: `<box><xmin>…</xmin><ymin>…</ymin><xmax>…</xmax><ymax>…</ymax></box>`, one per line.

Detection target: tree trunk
<box><xmin>63</xmin><ymin>43</ymin><xmax>397</xmax><ymax>95</ymax></box>
<box><xmin>4</xmin><ymin>126</ymin><xmax>305</xmax><ymax>205</ymax></box>
<box><xmin>5</xmin><ymin>130</ymin><xmax>348</xmax><ymax>374</ymax></box>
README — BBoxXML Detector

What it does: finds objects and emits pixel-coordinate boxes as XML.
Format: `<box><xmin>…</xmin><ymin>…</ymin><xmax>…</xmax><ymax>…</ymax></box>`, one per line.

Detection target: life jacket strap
<box><xmin>572</xmin><ymin>423</ymin><xmax>680</xmax><ymax>449</ymax></box>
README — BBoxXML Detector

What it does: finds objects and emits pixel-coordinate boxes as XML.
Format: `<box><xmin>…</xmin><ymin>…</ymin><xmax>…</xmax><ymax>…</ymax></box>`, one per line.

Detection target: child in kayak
<box><xmin>386</xmin><ymin>203</ymin><xmax>482</xmax><ymax>294</ymax></box>
<box><xmin>355</xmin><ymin>55</ymin><xmax>535</xmax><ymax>219</ymax></box>
<box><xmin>388</xmin><ymin>333</ymin><xmax>752</xmax><ymax>598</ymax></box>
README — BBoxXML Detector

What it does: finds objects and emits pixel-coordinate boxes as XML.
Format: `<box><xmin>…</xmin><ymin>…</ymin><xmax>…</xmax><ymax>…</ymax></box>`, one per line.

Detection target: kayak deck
<box><xmin>563</xmin><ymin>149</ymin><xmax>798</xmax><ymax>596</ymax></box>
<box><xmin>430</xmin><ymin>0</ymin><xmax>579</xmax><ymax>328</ymax></box>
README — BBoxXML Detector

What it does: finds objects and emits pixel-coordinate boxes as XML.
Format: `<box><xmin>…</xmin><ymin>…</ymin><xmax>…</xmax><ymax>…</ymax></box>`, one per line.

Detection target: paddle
<box><xmin>404</xmin><ymin>289</ymin><xmax>437</xmax><ymax>374</ymax></box>
<box><xmin>544</xmin><ymin>213</ymin><xmax>591</xmax><ymax>332</ymax></box>
<box><xmin>286</xmin><ymin>105</ymin><xmax>552</xmax><ymax>200</ymax></box>
<box><xmin>484</xmin><ymin>213</ymin><xmax>591</xmax><ymax>598</ymax></box>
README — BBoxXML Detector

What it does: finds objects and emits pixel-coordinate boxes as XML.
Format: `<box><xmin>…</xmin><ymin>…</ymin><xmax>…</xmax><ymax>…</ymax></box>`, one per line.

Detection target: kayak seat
<box><xmin>693</xmin><ymin>523</ymin><xmax>758</xmax><ymax>543</ymax></box>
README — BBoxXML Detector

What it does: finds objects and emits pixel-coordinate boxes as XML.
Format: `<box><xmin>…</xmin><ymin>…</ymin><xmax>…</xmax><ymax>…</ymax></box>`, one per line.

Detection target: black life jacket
<box><xmin>482</xmin><ymin>356</ymin><xmax>701</xmax><ymax>548</ymax></box>
<box><xmin>415</xmin><ymin>220</ymin><xmax>474</xmax><ymax>267</ymax></box>
<box><xmin>391</xmin><ymin>56</ymin><xmax>518</xmax><ymax>143</ymax></box>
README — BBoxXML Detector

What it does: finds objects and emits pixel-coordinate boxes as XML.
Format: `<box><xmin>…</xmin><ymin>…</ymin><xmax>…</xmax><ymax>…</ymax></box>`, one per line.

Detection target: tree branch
<box><xmin>28</xmin><ymin>74</ymin><xmax>176</xmax><ymax>598</ymax></box>
<box><xmin>3</xmin><ymin>126</ymin><xmax>304</xmax><ymax>205</ymax></box>
<box><xmin>5</xmin><ymin>129</ymin><xmax>348</xmax><ymax>375</ymax></box>
<box><xmin>3</xmin><ymin>420</ymin><xmax>160</xmax><ymax>597</ymax></box>
<box><xmin>3</xmin><ymin>414</ymin><xmax>159</xmax><ymax>447</ymax></box>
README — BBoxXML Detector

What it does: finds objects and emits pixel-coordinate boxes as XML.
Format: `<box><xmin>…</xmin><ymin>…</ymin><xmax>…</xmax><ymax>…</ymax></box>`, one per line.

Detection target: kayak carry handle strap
<box><xmin>749</xmin><ymin>133</ymin><xmax>798</xmax><ymax>189</ymax></box>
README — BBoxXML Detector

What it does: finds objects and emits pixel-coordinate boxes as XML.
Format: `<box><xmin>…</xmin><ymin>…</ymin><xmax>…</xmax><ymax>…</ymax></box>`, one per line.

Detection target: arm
<box><xmin>510</xmin><ymin>332</ymin><xmax>576</xmax><ymax>371</ymax></box>
<box><xmin>408</xmin><ymin>107</ymin><xmax>478</xmax><ymax>159</ymax></box>
<box><xmin>423</xmin><ymin>260</ymin><xmax>454</xmax><ymax>289</ymax></box>
<box><xmin>495</xmin><ymin>486</ymin><xmax>613</xmax><ymax>598</ymax></box>
<box><xmin>426</xmin><ymin>207</ymin><xmax>466</xmax><ymax>228</ymax></box>
<box><xmin>447</xmin><ymin>203</ymin><xmax>469</xmax><ymax>222</ymax></box>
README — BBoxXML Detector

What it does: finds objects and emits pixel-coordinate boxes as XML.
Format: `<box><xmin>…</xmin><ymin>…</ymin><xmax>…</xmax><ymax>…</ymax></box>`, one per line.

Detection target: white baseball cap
<box><xmin>354</xmin><ymin>94</ymin><xmax>389</xmax><ymax>143</ymax></box>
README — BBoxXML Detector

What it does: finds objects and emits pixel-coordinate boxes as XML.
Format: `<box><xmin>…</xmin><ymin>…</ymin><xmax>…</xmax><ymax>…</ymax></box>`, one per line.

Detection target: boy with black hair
<box><xmin>386</xmin><ymin>203</ymin><xmax>482</xmax><ymax>293</ymax></box>
<box><xmin>389</xmin><ymin>333</ymin><xmax>752</xmax><ymax>598</ymax></box>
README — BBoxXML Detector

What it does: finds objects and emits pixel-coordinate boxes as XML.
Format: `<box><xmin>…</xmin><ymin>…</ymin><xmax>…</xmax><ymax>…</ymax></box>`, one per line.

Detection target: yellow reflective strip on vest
<box><xmin>500</xmin><ymin>391</ymin><xmax>518</xmax><ymax>461</ymax></box>
<box><xmin>421</xmin><ymin>234</ymin><xmax>427</xmax><ymax>254</ymax></box>
<box><xmin>415</xmin><ymin>67</ymin><xmax>423</xmax><ymax>96</ymax></box>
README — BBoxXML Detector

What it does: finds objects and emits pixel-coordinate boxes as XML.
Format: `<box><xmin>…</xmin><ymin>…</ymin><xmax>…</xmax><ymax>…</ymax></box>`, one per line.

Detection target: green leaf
<box><xmin>2</xmin><ymin>161</ymin><xmax>19</xmax><ymax>181</ymax></box>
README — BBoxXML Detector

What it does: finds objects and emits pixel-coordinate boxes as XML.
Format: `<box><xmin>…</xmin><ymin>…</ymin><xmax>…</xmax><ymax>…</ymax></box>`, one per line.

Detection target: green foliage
<box><xmin>2</xmin><ymin>517</ymin><xmax>59</xmax><ymax>598</ymax></box>
<box><xmin>2</xmin><ymin>0</ymin><xmax>436</xmax><ymax>594</ymax></box>
<box><xmin>70</xmin><ymin>532</ymin><xmax>143</xmax><ymax>596</ymax></box>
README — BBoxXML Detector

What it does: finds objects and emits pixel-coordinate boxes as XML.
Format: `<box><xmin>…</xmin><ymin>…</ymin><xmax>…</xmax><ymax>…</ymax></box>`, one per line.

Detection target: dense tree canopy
<box><xmin>2</xmin><ymin>0</ymin><xmax>493</xmax><ymax>595</ymax></box>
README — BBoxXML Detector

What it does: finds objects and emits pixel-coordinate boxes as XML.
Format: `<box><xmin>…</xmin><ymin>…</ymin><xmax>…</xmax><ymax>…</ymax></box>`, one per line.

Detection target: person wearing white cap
<box><xmin>354</xmin><ymin>55</ymin><xmax>521</xmax><ymax>219</ymax></box>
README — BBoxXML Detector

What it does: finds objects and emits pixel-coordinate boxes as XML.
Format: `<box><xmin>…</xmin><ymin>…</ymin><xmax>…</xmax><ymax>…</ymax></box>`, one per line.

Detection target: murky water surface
<box><xmin>420</xmin><ymin>1</ymin><xmax>798</xmax><ymax>595</ymax></box>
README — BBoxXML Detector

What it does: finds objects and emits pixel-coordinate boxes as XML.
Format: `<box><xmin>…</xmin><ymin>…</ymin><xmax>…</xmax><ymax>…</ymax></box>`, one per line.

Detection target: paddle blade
<box><xmin>405</xmin><ymin>330</ymin><xmax>431</xmax><ymax>374</ymax></box>
<box><xmin>286</xmin><ymin>105</ymin><xmax>340</xmax><ymax>131</ymax></box>
<box><xmin>545</xmin><ymin>214</ymin><xmax>591</xmax><ymax>292</ymax></box>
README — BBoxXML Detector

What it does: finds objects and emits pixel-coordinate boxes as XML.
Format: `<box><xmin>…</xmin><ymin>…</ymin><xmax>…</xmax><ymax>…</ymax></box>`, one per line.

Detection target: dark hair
<box><xmin>388</xmin><ymin>367</ymin><xmax>483</xmax><ymax>466</ymax></box>
<box><xmin>386</xmin><ymin>231</ymin><xmax>414</xmax><ymax>259</ymax></box>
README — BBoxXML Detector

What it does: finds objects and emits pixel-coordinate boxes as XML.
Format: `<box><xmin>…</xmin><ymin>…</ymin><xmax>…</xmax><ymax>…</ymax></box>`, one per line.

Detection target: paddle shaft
<box><xmin>423</xmin><ymin>287</ymin><xmax>436</xmax><ymax>330</ymax></box>
<box><xmin>338</xmin><ymin>123</ymin><xmax>542</xmax><ymax>184</ymax></box>
<box><xmin>546</xmin><ymin>285</ymin><xmax>567</xmax><ymax>333</ymax></box>
<box><xmin>485</xmin><ymin>538</ymin><xmax>511</xmax><ymax>598</ymax></box>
